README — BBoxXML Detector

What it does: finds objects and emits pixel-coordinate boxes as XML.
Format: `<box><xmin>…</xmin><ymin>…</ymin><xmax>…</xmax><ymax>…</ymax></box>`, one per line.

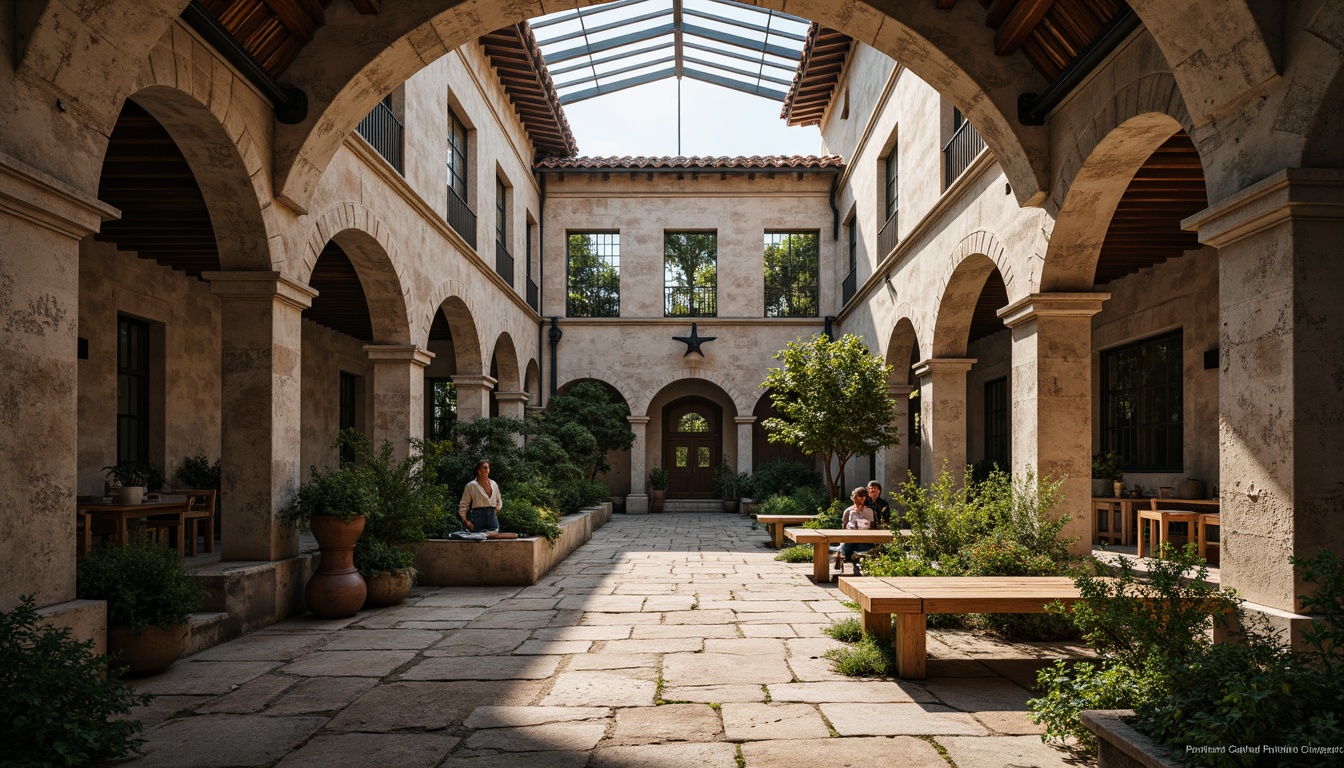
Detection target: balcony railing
<box><xmin>764</xmin><ymin>284</ymin><xmax>818</xmax><ymax>318</ymax></box>
<box><xmin>446</xmin><ymin>187</ymin><xmax>477</xmax><ymax>250</ymax></box>
<box><xmin>842</xmin><ymin>268</ymin><xmax>857</xmax><ymax>305</ymax></box>
<box><xmin>495</xmin><ymin>240</ymin><xmax>514</xmax><ymax>286</ymax></box>
<box><xmin>355</xmin><ymin>100</ymin><xmax>403</xmax><ymax>173</ymax></box>
<box><xmin>877</xmin><ymin>208</ymin><xmax>899</xmax><ymax>261</ymax></box>
<box><xmin>665</xmin><ymin>285</ymin><xmax>717</xmax><ymax>317</ymax></box>
<box><xmin>526</xmin><ymin>276</ymin><xmax>539</xmax><ymax>312</ymax></box>
<box><xmin>944</xmin><ymin>118</ymin><xmax>986</xmax><ymax>188</ymax></box>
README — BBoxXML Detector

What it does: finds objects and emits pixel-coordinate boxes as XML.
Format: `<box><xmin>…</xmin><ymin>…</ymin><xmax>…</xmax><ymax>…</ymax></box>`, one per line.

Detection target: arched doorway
<box><xmin>664</xmin><ymin>397</ymin><xmax>722</xmax><ymax>498</ymax></box>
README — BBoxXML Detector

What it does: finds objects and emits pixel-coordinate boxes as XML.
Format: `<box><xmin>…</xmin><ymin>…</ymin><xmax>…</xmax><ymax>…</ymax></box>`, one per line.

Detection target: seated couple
<box><xmin>834</xmin><ymin>481</ymin><xmax>890</xmax><ymax>574</ymax></box>
<box><xmin>453</xmin><ymin>460</ymin><xmax>519</xmax><ymax>541</ymax></box>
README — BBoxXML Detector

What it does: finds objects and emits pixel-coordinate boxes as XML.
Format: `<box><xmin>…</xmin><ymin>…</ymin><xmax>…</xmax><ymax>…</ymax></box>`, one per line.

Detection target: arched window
<box><xmin>678</xmin><ymin>412</ymin><xmax>709</xmax><ymax>433</ymax></box>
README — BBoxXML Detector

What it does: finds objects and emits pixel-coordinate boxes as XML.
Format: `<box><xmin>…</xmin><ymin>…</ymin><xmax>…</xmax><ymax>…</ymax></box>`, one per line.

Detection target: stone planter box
<box><xmin>1081</xmin><ymin>710</ymin><xmax>1181</xmax><ymax>768</ymax></box>
<box><xmin>415</xmin><ymin>503</ymin><xmax>612</xmax><ymax>587</ymax></box>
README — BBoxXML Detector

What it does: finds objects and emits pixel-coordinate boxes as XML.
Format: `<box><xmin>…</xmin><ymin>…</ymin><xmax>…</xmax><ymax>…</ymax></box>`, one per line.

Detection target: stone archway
<box><xmin>883</xmin><ymin>316</ymin><xmax>922</xmax><ymax>487</ymax></box>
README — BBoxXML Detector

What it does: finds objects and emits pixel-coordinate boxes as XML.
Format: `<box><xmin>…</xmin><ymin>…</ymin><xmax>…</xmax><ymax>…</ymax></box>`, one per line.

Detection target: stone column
<box><xmin>364</xmin><ymin>344</ymin><xmax>433</xmax><ymax>458</ymax></box>
<box><xmin>1186</xmin><ymin>168</ymin><xmax>1344</xmax><ymax>621</ymax></box>
<box><xmin>495</xmin><ymin>391</ymin><xmax>531</xmax><ymax>447</ymax></box>
<box><xmin>883</xmin><ymin>384</ymin><xmax>916</xmax><ymax>489</ymax></box>
<box><xmin>451</xmin><ymin>374</ymin><xmax>497</xmax><ymax>423</ymax></box>
<box><xmin>0</xmin><ymin>152</ymin><xmax>117</xmax><ymax>622</ymax></box>
<box><xmin>913</xmin><ymin>358</ymin><xmax>975</xmax><ymax>484</ymax></box>
<box><xmin>734</xmin><ymin>416</ymin><xmax>756</xmax><ymax>474</ymax></box>
<box><xmin>999</xmin><ymin>293</ymin><xmax>1109</xmax><ymax>557</ymax></box>
<box><xmin>206</xmin><ymin>271</ymin><xmax>317</xmax><ymax>562</ymax></box>
<box><xmin>626</xmin><ymin>416</ymin><xmax>650</xmax><ymax>514</ymax></box>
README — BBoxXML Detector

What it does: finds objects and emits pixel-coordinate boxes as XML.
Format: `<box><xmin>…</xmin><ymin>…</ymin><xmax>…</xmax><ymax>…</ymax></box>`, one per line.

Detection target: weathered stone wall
<box><xmin>965</xmin><ymin>329</ymin><xmax>1012</xmax><ymax>467</ymax></box>
<box><xmin>299</xmin><ymin>320</ymin><xmax>374</xmax><ymax>479</ymax></box>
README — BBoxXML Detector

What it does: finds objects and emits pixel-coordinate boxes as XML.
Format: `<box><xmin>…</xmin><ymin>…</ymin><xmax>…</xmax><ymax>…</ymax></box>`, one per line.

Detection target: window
<box><xmin>843</xmin><ymin>219</ymin><xmax>857</xmax><ymax>305</ymax></box>
<box><xmin>447</xmin><ymin>107</ymin><xmax>468</xmax><ymax>202</ymax></box>
<box><xmin>339</xmin><ymin>372</ymin><xmax>358</xmax><ymax>463</ymax></box>
<box><xmin>763</xmin><ymin>232</ymin><xmax>819</xmax><ymax>318</ymax></box>
<box><xmin>678</xmin><ymin>412</ymin><xmax>710</xmax><ymax>432</ymax></box>
<box><xmin>884</xmin><ymin>150</ymin><xmax>898</xmax><ymax>223</ymax></box>
<box><xmin>1101</xmin><ymin>331</ymin><xmax>1184</xmax><ymax>472</ymax></box>
<box><xmin>566</xmin><ymin>232</ymin><xmax>620</xmax><ymax>317</ymax></box>
<box><xmin>425</xmin><ymin>379</ymin><xmax>456</xmax><ymax>441</ymax></box>
<box><xmin>984</xmin><ymin>377</ymin><xmax>1008</xmax><ymax>469</ymax></box>
<box><xmin>664</xmin><ymin>232</ymin><xmax>717</xmax><ymax>317</ymax></box>
<box><xmin>495</xmin><ymin>177</ymin><xmax>507</xmax><ymax>245</ymax></box>
<box><xmin>116</xmin><ymin>315</ymin><xmax>150</xmax><ymax>465</ymax></box>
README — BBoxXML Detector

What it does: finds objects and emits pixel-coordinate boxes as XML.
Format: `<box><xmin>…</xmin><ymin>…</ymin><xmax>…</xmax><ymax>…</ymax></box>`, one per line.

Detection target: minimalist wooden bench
<box><xmin>756</xmin><ymin>514</ymin><xmax>818</xmax><ymax>548</ymax></box>
<box><xmin>836</xmin><ymin>575</ymin><xmax>1085</xmax><ymax>679</ymax></box>
<box><xmin>784</xmin><ymin>528</ymin><xmax>899</xmax><ymax>583</ymax></box>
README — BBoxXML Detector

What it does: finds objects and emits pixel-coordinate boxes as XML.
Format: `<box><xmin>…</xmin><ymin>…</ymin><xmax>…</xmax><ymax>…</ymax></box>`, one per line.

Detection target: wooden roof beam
<box><xmin>995</xmin><ymin>0</ymin><xmax>1056</xmax><ymax>54</ymax></box>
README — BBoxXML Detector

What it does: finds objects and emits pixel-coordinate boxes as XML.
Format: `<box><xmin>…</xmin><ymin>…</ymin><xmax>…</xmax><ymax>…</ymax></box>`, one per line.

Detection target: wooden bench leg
<box><xmin>812</xmin><ymin>543</ymin><xmax>830</xmax><ymax>583</ymax></box>
<box><xmin>862</xmin><ymin>610</ymin><xmax>892</xmax><ymax>642</ymax></box>
<box><xmin>772</xmin><ymin>523</ymin><xmax>783</xmax><ymax>549</ymax></box>
<box><xmin>893</xmin><ymin>613</ymin><xmax>927</xmax><ymax>679</ymax></box>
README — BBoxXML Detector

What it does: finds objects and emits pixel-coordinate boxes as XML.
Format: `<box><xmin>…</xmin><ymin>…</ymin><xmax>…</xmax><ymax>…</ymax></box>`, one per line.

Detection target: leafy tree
<box><xmin>567</xmin><ymin>233</ymin><xmax>619</xmax><ymax>317</ymax></box>
<box><xmin>541</xmin><ymin>381</ymin><xmax>635</xmax><ymax>480</ymax></box>
<box><xmin>761</xmin><ymin>333</ymin><xmax>899</xmax><ymax>499</ymax></box>
<box><xmin>664</xmin><ymin>232</ymin><xmax>717</xmax><ymax>316</ymax></box>
<box><xmin>764</xmin><ymin>233</ymin><xmax>819</xmax><ymax>318</ymax></box>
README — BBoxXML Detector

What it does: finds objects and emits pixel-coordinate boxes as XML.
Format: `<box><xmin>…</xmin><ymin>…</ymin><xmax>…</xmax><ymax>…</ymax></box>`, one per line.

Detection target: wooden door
<box><xmin>664</xmin><ymin>397</ymin><xmax>720</xmax><ymax>498</ymax></box>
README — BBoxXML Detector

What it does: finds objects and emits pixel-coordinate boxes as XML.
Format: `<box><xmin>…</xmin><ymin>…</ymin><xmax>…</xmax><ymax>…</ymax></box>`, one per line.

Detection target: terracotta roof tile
<box><xmin>535</xmin><ymin>155</ymin><xmax>844</xmax><ymax>171</ymax></box>
<box><xmin>480</xmin><ymin>24</ymin><xmax>579</xmax><ymax>158</ymax></box>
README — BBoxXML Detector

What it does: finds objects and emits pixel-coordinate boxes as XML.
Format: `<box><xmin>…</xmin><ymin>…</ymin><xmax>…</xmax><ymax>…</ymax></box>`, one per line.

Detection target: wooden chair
<box><xmin>176</xmin><ymin>490</ymin><xmax>217</xmax><ymax>556</ymax></box>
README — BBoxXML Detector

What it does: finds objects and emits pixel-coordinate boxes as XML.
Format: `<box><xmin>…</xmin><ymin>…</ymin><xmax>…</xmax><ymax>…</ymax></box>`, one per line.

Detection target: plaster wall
<box><xmin>298</xmin><ymin>320</ymin><xmax>373</xmax><ymax>479</ymax></box>
<box><xmin>1091</xmin><ymin>247</ymin><xmax>1220</xmax><ymax>492</ymax></box>
<box><xmin>76</xmin><ymin>240</ymin><xmax>222</xmax><ymax>495</ymax></box>
<box><xmin>966</xmin><ymin>329</ymin><xmax>1012</xmax><ymax>466</ymax></box>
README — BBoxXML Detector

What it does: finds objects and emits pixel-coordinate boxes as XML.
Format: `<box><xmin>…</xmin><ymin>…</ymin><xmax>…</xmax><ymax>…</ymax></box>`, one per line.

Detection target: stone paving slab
<box><xmin>720</xmin><ymin>702</ymin><xmax>832</xmax><ymax>741</ymax></box>
<box><xmin>280</xmin><ymin>650</ymin><xmax>416</xmax><ymax>677</ymax></box>
<box><xmin>463</xmin><ymin>706</ymin><xmax>609</xmax><ymax>729</ymax></box>
<box><xmin>132</xmin><ymin>715</ymin><xmax>327</xmax><ymax>767</ymax></box>
<box><xmin>767</xmin><ymin>681</ymin><xmax>936</xmax><ymax>704</ymax></box>
<box><xmin>463</xmin><ymin>721</ymin><xmax>608</xmax><ymax>751</ymax></box>
<box><xmin>741</xmin><ymin>736</ymin><xmax>948</xmax><ymax>768</ymax></box>
<box><xmin>195</xmin><ymin>672</ymin><xmax>295</xmax><ymax>714</ymax></box>
<box><xmin>126</xmin><ymin>694</ymin><xmax>211</xmax><ymax>727</ymax></box>
<box><xmin>823</xmin><ymin>702</ymin><xmax>991</xmax><ymax>736</ymax></box>
<box><xmin>325</xmin><ymin>681</ymin><xmax>544</xmax><ymax>732</ymax></box>
<box><xmin>540</xmin><ymin>671</ymin><xmax>658</xmax><ymax>706</ymax></box>
<box><xmin>609</xmin><ymin>703</ymin><xmax>723</xmax><ymax>745</ymax></box>
<box><xmin>264</xmin><ymin>676</ymin><xmax>379</xmax><ymax>715</ymax></box>
<box><xmin>424</xmin><ymin>628</ymin><xmax>531</xmax><ymax>656</ymax></box>
<box><xmin>662</xmin><ymin>652</ymin><xmax>794</xmax><ymax>686</ymax></box>
<box><xmin>662</xmin><ymin>684</ymin><xmax>768</xmax><ymax>703</ymax></box>
<box><xmin>589</xmin><ymin>742</ymin><xmax>740</xmax><ymax>768</ymax></box>
<box><xmin>190</xmin><ymin>632</ymin><xmax>327</xmax><ymax>662</ymax></box>
<box><xmin>940</xmin><ymin>734</ymin><xmax>1077</xmax><ymax>767</ymax></box>
<box><xmin>320</xmin><ymin>628</ymin><xmax>443</xmax><ymax>651</ymax></box>
<box><xmin>275</xmin><ymin>732</ymin><xmax>459</xmax><ymax>768</ymax></box>
<box><xmin>133</xmin><ymin>660</ymin><xmax>280</xmax><ymax>696</ymax></box>
<box><xmin>400</xmin><ymin>655</ymin><xmax>560</xmax><ymax>681</ymax></box>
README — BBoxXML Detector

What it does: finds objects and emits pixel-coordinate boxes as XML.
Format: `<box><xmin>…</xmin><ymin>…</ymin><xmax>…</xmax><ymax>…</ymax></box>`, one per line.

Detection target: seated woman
<box><xmin>835</xmin><ymin>486</ymin><xmax>876</xmax><ymax>574</ymax></box>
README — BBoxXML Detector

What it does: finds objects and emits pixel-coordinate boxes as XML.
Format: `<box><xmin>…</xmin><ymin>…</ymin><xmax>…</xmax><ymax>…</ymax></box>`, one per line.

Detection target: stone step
<box><xmin>185</xmin><ymin>612</ymin><xmax>229</xmax><ymax>656</ymax></box>
<box><xmin>662</xmin><ymin>499</ymin><xmax>731</xmax><ymax>512</ymax></box>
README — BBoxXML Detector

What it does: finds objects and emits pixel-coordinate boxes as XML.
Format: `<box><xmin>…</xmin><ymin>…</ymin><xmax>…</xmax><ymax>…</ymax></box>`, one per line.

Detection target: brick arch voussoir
<box><xmin>634</xmin><ymin>369</ymin><xmax>749</xmax><ymax>420</ymax></box>
<box><xmin>300</xmin><ymin>202</ymin><xmax>414</xmax><ymax>344</ymax></box>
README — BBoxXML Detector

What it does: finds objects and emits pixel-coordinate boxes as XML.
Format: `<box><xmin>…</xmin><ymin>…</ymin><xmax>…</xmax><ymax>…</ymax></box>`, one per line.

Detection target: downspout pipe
<box><xmin>182</xmin><ymin>1</ymin><xmax>308</xmax><ymax>124</ymax></box>
<box><xmin>548</xmin><ymin>317</ymin><xmax>562</xmax><ymax>397</ymax></box>
<box><xmin>829</xmin><ymin>173</ymin><xmax>840</xmax><ymax>240</ymax></box>
<box><xmin>538</xmin><ymin>171</ymin><xmax>547</xmax><ymax>407</ymax></box>
<box><xmin>1017</xmin><ymin>7</ymin><xmax>1139</xmax><ymax>126</ymax></box>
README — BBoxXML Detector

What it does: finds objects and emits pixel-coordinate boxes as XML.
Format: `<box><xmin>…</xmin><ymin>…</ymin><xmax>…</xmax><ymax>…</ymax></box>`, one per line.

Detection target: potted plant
<box><xmin>76</xmin><ymin>534</ymin><xmax>205</xmax><ymax>677</ymax></box>
<box><xmin>648</xmin><ymin>467</ymin><xmax>669</xmax><ymax>513</ymax></box>
<box><xmin>281</xmin><ymin>460</ymin><xmax>375</xmax><ymax>619</ymax></box>
<box><xmin>738</xmin><ymin>472</ymin><xmax>759</xmax><ymax>515</ymax></box>
<box><xmin>712</xmin><ymin>459</ymin><xmax>739</xmax><ymax>513</ymax></box>
<box><xmin>1091</xmin><ymin>452</ymin><xmax>1122</xmax><ymax>497</ymax></box>
<box><xmin>103</xmin><ymin>462</ymin><xmax>151</xmax><ymax>504</ymax></box>
<box><xmin>339</xmin><ymin>432</ymin><xmax>444</xmax><ymax>608</ymax></box>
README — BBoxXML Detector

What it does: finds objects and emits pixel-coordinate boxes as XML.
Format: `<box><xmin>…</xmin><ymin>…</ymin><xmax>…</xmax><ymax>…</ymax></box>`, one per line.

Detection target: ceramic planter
<box><xmin>108</xmin><ymin>623</ymin><xmax>188</xmax><ymax>677</ymax></box>
<box><xmin>364</xmin><ymin>567</ymin><xmax>415</xmax><ymax>608</ymax></box>
<box><xmin>1092</xmin><ymin>479</ymin><xmax>1111</xmax><ymax>498</ymax></box>
<box><xmin>117</xmin><ymin>486</ymin><xmax>146</xmax><ymax>504</ymax></box>
<box><xmin>649</xmin><ymin>490</ymin><xmax>665</xmax><ymax>513</ymax></box>
<box><xmin>721</xmin><ymin>499</ymin><xmax>738</xmax><ymax>513</ymax></box>
<box><xmin>305</xmin><ymin>515</ymin><xmax>367</xmax><ymax>619</ymax></box>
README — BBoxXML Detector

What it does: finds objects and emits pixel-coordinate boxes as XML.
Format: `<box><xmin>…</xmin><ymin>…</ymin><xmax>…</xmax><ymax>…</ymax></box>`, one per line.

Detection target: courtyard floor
<box><xmin>126</xmin><ymin>513</ymin><xmax>1091</xmax><ymax>767</ymax></box>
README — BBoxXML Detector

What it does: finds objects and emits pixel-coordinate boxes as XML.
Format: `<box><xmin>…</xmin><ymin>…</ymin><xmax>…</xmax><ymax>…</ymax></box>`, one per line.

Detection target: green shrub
<box><xmin>77</xmin><ymin>536</ymin><xmax>206</xmax><ymax>633</ymax></box>
<box><xmin>823</xmin><ymin>634</ymin><xmax>895</xmax><ymax>677</ymax></box>
<box><xmin>802</xmin><ymin>498</ymin><xmax>846</xmax><ymax>529</ymax></box>
<box><xmin>961</xmin><ymin>536</ymin><xmax>1078</xmax><ymax>640</ymax></box>
<box><xmin>339</xmin><ymin>431</ymin><xmax>448</xmax><ymax>576</ymax></box>
<box><xmin>281</xmin><ymin>462</ymin><xmax>376</xmax><ymax>526</ymax></box>
<box><xmin>822</xmin><ymin>616</ymin><xmax>863</xmax><ymax>643</ymax></box>
<box><xmin>498</xmin><ymin>497</ymin><xmax>562</xmax><ymax>543</ymax></box>
<box><xmin>1</xmin><ymin>597</ymin><xmax>153</xmax><ymax>767</ymax></box>
<box><xmin>773</xmin><ymin>545</ymin><xmax>813</xmax><ymax>563</ymax></box>
<box><xmin>353</xmin><ymin>537</ymin><xmax>415</xmax><ymax>576</ymax></box>
<box><xmin>1030</xmin><ymin>659</ymin><xmax>1152</xmax><ymax>749</ymax></box>
<box><xmin>742</xmin><ymin>459</ymin><xmax>823</xmax><ymax>500</ymax></box>
<box><xmin>861</xmin><ymin>548</ymin><xmax>938</xmax><ymax>577</ymax></box>
<box><xmin>174</xmin><ymin>455</ymin><xmax>221</xmax><ymax>490</ymax></box>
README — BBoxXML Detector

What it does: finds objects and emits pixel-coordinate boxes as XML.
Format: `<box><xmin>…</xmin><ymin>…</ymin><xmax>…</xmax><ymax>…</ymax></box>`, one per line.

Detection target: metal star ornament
<box><xmin>672</xmin><ymin>323</ymin><xmax>716</xmax><ymax>357</ymax></box>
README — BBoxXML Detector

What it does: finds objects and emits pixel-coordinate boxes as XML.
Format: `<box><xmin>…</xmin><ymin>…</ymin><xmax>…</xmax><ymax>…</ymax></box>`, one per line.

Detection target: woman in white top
<box><xmin>836</xmin><ymin>487</ymin><xmax>875</xmax><ymax>573</ymax></box>
<box><xmin>458</xmin><ymin>460</ymin><xmax>502</xmax><ymax>533</ymax></box>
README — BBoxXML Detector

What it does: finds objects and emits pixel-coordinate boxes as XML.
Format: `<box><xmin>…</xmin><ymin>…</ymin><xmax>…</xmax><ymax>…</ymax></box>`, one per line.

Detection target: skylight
<box><xmin>530</xmin><ymin>0</ymin><xmax>811</xmax><ymax>105</ymax></box>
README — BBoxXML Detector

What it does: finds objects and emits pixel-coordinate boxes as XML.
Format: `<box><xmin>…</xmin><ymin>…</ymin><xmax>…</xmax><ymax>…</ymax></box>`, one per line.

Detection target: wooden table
<box><xmin>76</xmin><ymin>498</ymin><xmax>190</xmax><ymax>554</ymax></box>
<box><xmin>756</xmin><ymin>514</ymin><xmax>818</xmax><ymax>548</ymax></box>
<box><xmin>1136</xmin><ymin>498</ymin><xmax>1220</xmax><ymax>559</ymax></box>
<box><xmin>837</xmin><ymin>575</ymin><xmax>1085</xmax><ymax>679</ymax></box>
<box><xmin>784</xmin><ymin>528</ymin><xmax>897</xmax><ymax>582</ymax></box>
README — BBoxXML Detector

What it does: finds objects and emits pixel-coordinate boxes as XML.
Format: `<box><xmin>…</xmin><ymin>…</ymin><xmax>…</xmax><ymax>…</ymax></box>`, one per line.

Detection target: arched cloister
<box><xmin>881</xmin><ymin>317</ymin><xmax>923</xmax><ymax>488</ymax></box>
<box><xmin>556</xmin><ymin>377</ymin><xmax>634</xmax><ymax>501</ymax></box>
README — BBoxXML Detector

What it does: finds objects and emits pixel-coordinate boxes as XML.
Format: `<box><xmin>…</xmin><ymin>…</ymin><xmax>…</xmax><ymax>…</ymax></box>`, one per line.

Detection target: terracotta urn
<box><xmin>364</xmin><ymin>567</ymin><xmax>416</xmax><ymax>608</ymax></box>
<box><xmin>108</xmin><ymin>623</ymin><xmax>188</xmax><ymax>678</ymax></box>
<box><xmin>306</xmin><ymin>515</ymin><xmax>367</xmax><ymax>619</ymax></box>
<box><xmin>649</xmin><ymin>490</ymin><xmax>665</xmax><ymax>513</ymax></box>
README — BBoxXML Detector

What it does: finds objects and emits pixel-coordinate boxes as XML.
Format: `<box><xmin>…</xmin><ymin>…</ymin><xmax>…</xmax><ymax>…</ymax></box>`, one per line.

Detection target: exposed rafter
<box><xmin>480</xmin><ymin>23</ymin><xmax>580</xmax><ymax>158</ymax></box>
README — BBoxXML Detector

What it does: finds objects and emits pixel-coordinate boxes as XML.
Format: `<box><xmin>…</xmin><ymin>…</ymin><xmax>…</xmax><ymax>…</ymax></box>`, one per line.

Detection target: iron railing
<box><xmin>665</xmin><ymin>285</ymin><xmax>717</xmax><ymax>317</ymax></box>
<box><xmin>764</xmin><ymin>284</ymin><xmax>818</xmax><ymax>318</ymax></box>
<box><xmin>944</xmin><ymin>118</ymin><xmax>986</xmax><ymax>188</ymax></box>
<box><xmin>446</xmin><ymin>187</ymin><xmax>477</xmax><ymax>250</ymax></box>
<box><xmin>495</xmin><ymin>241</ymin><xmax>514</xmax><ymax>286</ymax></box>
<box><xmin>526</xmin><ymin>276</ymin><xmax>539</xmax><ymax>311</ymax></box>
<box><xmin>842</xmin><ymin>268</ymin><xmax>857</xmax><ymax>305</ymax></box>
<box><xmin>877</xmin><ymin>208</ymin><xmax>899</xmax><ymax>261</ymax></box>
<box><xmin>567</xmin><ymin>287</ymin><xmax>619</xmax><ymax>318</ymax></box>
<box><xmin>355</xmin><ymin>100</ymin><xmax>403</xmax><ymax>173</ymax></box>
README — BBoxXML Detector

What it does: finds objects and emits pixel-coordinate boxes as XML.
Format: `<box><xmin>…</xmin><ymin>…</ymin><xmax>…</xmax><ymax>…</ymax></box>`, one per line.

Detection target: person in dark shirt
<box><xmin>866</xmin><ymin>480</ymin><xmax>892</xmax><ymax>528</ymax></box>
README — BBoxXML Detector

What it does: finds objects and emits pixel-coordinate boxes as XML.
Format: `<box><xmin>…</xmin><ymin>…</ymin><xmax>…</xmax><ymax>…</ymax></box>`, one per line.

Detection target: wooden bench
<box><xmin>836</xmin><ymin>575</ymin><xmax>1085</xmax><ymax>679</ymax></box>
<box><xmin>784</xmin><ymin>528</ymin><xmax>899</xmax><ymax>583</ymax></box>
<box><xmin>756</xmin><ymin>514</ymin><xmax>818</xmax><ymax>548</ymax></box>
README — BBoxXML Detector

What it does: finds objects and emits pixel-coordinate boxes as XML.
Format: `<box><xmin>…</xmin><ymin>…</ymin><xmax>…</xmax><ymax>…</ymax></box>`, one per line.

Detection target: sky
<box><xmin>562</xmin><ymin>78</ymin><xmax>822</xmax><ymax>158</ymax></box>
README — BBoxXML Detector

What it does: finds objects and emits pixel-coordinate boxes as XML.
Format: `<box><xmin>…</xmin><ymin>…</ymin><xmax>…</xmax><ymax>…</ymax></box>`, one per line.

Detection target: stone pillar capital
<box><xmin>1183</xmin><ymin>167</ymin><xmax>1344</xmax><ymax>248</ymax></box>
<box><xmin>205</xmin><ymin>271</ymin><xmax>318</xmax><ymax>311</ymax></box>
<box><xmin>912</xmin><ymin>358</ymin><xmax>975</xmax><ymax>378</ymax></box>
<box><xmin>627</xmin><ymin>416</ymin><xmax>651</xmax><ymax>426</ymax></box>
<box><xmin>997</xmin><ymin>292</ymin><xmax>1110</xmax><ymax>328</ymax></box>
<box><xmin>733</xmin><ymin>416</ymin><xmax>757</xmax><ymax>425</ymax></box>
<box><xmin>451</xmin><ymin>374</ymin><xmax>498</xmax><ymax>390</ymax></box>
<box><xmin>888</xmin><ymin>383</ymin><xmax>916</xmax><ymax>398</ymax></box>
<box><xmin>0</xmin><ymin>149</ymin><xmax>120</xmax><ymax>238</ymax></box>
<box><xmin>495</xmin><ymin>390</ymin><xmax>531</xmax><ymax>405</ymax></box>
<box><xmin>363</xmin><ymin>344</ymin><xmax>434</xmax><ymax>367</ymax></box>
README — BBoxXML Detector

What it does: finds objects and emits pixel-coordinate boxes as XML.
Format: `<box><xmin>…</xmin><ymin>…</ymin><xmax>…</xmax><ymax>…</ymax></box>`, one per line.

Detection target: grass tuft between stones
<box><xmin>735</xmin><ymin>744</ymin><xmax>746</xmax><ymax>768</ymax></box>
<box><xmin>773</xmin><ymin>545</ymin><xmax>813</xmax><ymax>563</ymax></box>
<box><xmin>821</xmin><ymin>616</ymin><xmax>863</xmax><ymax>643</ymax></box>
<box><xmin>823</xmin><ymin>634</ymin><xmax>897</xmax><ymax>677</ymax></box>
<box><xmin>917</xmin><ymin>735</ymin><xmax>960</xmax><ymax>767</ymax></box>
